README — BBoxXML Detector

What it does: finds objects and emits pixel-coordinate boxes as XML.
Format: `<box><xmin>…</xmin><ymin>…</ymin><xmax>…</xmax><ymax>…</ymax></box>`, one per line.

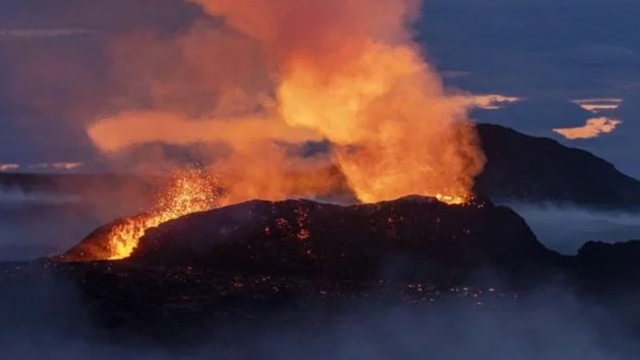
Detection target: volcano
<box><xmin>60</xmin><ymin>196</ymin><xmax>564</xmax><ymax>281</ymax></box>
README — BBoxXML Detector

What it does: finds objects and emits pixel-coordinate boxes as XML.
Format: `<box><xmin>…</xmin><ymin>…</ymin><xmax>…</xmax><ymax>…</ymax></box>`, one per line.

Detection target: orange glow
<box><xmin>105</xmin><ymin>169</ymin><xmax>220</xmax><ymax>259</ymax></box>
<box><xmin>553</xmin><ymin>117</ymin><xmax>622</xmax><ymax>140</ymax></box>
<box><xmin>79</xmin><ymin>0</ymin><xmax>486</xmax><ymax>261</ymax></box>
<box><xmin>86</xmin><ymin>0</ymin><xmax>485</xmax><ymax>209</ymax></box>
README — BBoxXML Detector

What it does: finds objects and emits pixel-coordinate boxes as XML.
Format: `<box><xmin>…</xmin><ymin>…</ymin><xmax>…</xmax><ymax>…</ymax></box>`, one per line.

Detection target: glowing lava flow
<box><xmin>105</xmin><ymin>170</ymin><xmax>220</xmax><ymax>260</ymax></box>
<box><xmin>434</xmin><ymin>194</ymin><xmax>468</xmax><ymax>205</ymax></box>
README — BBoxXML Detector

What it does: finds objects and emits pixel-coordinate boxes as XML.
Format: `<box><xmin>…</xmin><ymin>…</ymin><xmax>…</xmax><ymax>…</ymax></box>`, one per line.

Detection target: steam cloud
<box><xmin>87</xmin><ymin>0</ymin><xmax>485</xmax><ymax>204</ymax></box>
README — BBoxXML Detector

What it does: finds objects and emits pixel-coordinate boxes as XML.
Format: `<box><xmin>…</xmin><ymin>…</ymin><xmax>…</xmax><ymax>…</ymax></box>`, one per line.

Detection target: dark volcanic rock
<box><xmin>576</xmin><ymin>240</ymin><xmax>640</xmax><ymax>284</ymax></box>
<box><xmin>126</xmin><ymin>197</ymin><xmax>564</xmax><ymax>280</ymax></box>
<box><xmin>475</xmin><ymin>123</ymin><xmax>640</xmax><ymax>209</ymax></box>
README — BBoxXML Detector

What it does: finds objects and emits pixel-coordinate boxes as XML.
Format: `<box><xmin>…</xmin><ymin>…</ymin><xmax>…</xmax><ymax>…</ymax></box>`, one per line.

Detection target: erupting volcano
<box><xmin>65</xmin><ymin>0</ymin><xmax>488</xmax><ymax>261</ymax></box>
<box><xmin>78</xmin><ymin>170</ymin><xmax>221</xmax><ymax>260</ymax></box>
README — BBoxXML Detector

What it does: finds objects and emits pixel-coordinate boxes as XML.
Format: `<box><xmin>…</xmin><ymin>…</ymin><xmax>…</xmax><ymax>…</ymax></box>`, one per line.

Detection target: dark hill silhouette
<box><xmin>576</xmin><ymin>240</ymin><xmax>640</xmax><ymax>284</ymax></box>
<box><xmin>474</xmin><ymin>123</ymin><xmax>640</xmax><ymax>209</ymax></box>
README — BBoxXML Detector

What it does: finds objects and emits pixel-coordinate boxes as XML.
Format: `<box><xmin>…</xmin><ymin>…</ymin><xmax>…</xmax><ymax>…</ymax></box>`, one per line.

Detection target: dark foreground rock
<box><xmin>576</xmin><ymin>240</ymin><xmax>640</xmax><ymax>285</ymax></box>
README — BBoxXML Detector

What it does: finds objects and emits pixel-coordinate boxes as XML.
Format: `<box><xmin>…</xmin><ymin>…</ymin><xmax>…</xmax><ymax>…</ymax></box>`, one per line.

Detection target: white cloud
<box><xmin>571</xmin><ymin>98</ymin><xmax>623</xmax><ymax>113</ymax></box>
<box><xmin>459</xmin><ymin>94</ymin><xmax>522</xmax><ymax>110</ymax></box>
<box><xmin>553</xmin><ymin>117</ymin><xmax>622</xmax><ymax>140</ymax></box>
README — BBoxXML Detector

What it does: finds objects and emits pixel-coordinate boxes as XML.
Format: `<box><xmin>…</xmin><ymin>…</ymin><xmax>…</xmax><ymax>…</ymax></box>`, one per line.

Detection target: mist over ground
<box><xmin>0</xmin><ymin>189</ymin><xmax>97</xmax><ymax>261</ymax></box>
<box><xmin>502</xmin><ymin>201</ymin><xmax>640</xmax><ymax>254</ymax></box>
<box><xmin>0</xmin><ymin>185</ymin><xmax>153</xmax><ymax>261</ymax></box>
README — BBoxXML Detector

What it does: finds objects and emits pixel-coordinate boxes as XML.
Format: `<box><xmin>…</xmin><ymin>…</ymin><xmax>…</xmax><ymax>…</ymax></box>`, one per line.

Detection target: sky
<box><xmin>0</xmin><ymin>0</ymin><xmax>639</xmax><ymax>177</ymax></box>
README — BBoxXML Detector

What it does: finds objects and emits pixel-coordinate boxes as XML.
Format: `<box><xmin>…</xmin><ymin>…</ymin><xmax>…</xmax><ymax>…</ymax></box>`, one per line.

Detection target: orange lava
<box><xmin>105</xmin><ymin>170</ymin><xmax>220</xmax><ymax>260</ymax></box>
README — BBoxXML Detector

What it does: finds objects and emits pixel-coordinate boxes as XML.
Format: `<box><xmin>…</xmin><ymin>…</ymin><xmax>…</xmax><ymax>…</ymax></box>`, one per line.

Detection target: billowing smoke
<box><xmin>87</xmin><ymin>0</ymin><xmax>485</xmax><ymax>205</ymax></box>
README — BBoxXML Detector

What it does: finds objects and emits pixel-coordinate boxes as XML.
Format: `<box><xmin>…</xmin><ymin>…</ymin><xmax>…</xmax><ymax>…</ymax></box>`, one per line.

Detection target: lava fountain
<box><xmin>103</xmin><ymin>170</ymin><xmax>220</xmax><ymax>260</ymax></box>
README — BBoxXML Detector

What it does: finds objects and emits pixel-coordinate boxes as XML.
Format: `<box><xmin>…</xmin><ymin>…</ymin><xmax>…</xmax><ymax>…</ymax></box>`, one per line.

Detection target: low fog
<box><xmin>503</xmin><ymin>202</ymin><xmax>640</xmax><ymax>255</ymax></box>
<box><xmin>0</xmin><ymin>187</ymin><xmax>143</xmax><ymax>261</ymax></box>
<box><xmin>0</xmin><ymin>189</ymin><xmax>96</xmax><ymax>261</ymax></box>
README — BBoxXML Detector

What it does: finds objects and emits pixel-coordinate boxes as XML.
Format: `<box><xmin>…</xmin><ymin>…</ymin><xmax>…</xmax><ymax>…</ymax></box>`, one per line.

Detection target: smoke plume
<box><xmin>87</xmin><ymin>0</ymin><xmax>485</xmax><ymax>204</ymax></box>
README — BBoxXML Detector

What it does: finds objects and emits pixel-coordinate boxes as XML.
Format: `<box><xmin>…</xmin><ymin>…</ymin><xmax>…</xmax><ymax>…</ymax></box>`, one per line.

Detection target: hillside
<box><xmin>474</xmin><ymin>123</ymin><xmax>640</xmax><ymax>209</ymax></box>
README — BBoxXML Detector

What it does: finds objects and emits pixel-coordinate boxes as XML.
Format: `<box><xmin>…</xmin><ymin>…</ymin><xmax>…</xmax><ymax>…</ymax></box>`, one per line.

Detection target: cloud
<box><xmin>0</xmin><ymin>163</ymin><xmax>83</xmax><ymax>172</ymax></box>
<box><xmin>441</xmin><ymin>70</ymin><xmax>471</xmax><ymax>79</ymax></box>
<box><xmin>0</xmin><ymin>0</ymin><xmax>202</xmax><ymax>34</ymax></box>
<box><xmin>450</xmin><ymin>93</ymin><xmax>522</xmax><ymax>111</ymax></box>
<box><xmin>0</xmin><ymin>164</ymin><xmax>19</xmax><ymax>172</ymax></box>
<box><xmin>0</xmin><ymin>28</ymin><xmax>97</xmax><ymax>39</ymax></box>
<box><xmin>571</xmin><ymin>98</ymin><xmax>623</xmax><ymax>113</ymax></box>
<box><xmin>470</xmin><ymin>94</ymin><xmax>522</xmax><ymax>110</ymax></box>
<box><xmin>28</xmin><ymin>162</ymin><xmax>84</xmax><ymax>171</ymax></box>
<box><xmin>553</xmin><ymin>117</ymin><xmax>622</xmax><ymax>140</ymax></box>
<box><xmin>471</xmin><ymin>99</ymin><xmax>594</xmax><ymax>135</ymax></box>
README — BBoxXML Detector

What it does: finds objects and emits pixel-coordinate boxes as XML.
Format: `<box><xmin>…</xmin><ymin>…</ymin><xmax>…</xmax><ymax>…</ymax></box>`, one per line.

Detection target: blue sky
<box><xmin>0</xmin><ymin>0</ymin><xmax>638</xmax><ymax>176</ymax></box>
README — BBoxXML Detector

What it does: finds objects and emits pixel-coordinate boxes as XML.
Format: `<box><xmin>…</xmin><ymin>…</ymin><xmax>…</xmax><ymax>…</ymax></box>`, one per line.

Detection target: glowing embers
<box><xmin>106</xmin><ymin>169</ymin><xmax>220</xmax><ymax>260</ymax></box>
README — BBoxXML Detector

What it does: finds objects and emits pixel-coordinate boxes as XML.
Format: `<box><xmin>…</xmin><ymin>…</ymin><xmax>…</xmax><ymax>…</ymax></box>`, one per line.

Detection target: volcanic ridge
<box><xmin>60</xmin><ymin>196</ymin><xmax>565</xmax><ymax>280</ymax></box>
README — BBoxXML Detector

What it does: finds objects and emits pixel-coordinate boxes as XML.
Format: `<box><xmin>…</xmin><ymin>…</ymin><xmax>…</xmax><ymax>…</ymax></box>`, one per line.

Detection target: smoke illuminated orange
<box><xmin>105</xmin><ymin>170</ymin><xmax>220</xmax><ymax>259</ymax></box>
<box><xmin>80</xmin><ymin>0</ymin><xmax>486</xmax><ymax>261</ymax></box>
<box><xmin>87</xmin><ymin>0</ymin><xmax>484</xmax><ymax>205</ymax></box>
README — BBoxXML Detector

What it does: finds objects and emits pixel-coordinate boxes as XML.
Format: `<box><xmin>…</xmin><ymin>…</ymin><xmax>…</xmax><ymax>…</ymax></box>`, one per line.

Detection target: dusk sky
<box><xmin>1</xmin><ymin>0</ymin><xmax>639</xmax><ymax>176</ymax></box>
